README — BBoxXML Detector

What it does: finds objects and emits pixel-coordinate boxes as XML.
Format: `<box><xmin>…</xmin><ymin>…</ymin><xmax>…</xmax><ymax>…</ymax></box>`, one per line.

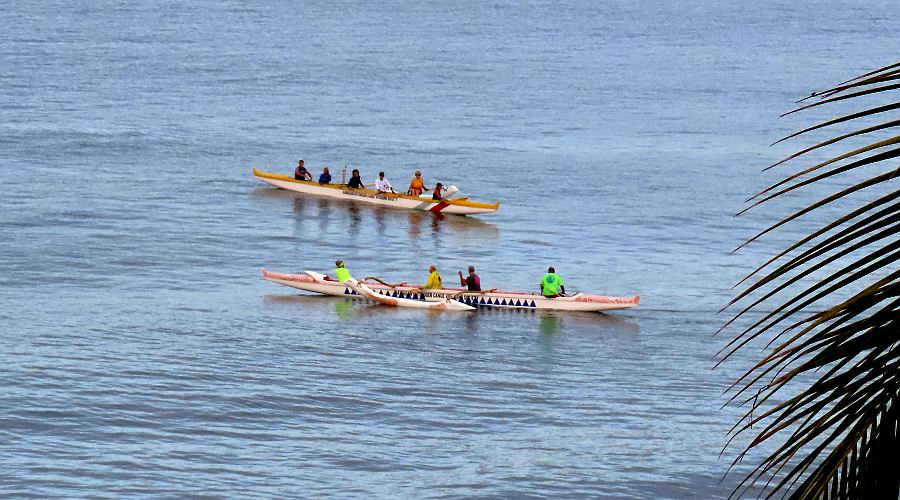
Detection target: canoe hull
<box><xmin>262</xmin><ymin>269</ymin><xmax>640</xmax><ymax>313</ymax></box>
<box><xmin>253</xmin><ymin>169</ymin><xmax>499</xmax><ymax>215</ymax></box>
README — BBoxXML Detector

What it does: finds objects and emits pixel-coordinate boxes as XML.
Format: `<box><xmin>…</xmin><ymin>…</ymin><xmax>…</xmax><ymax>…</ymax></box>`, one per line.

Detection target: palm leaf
<box><xmin>724</xmin><ymin>61</ymin><xmax>900</xmax><ymax>499</ymax></box>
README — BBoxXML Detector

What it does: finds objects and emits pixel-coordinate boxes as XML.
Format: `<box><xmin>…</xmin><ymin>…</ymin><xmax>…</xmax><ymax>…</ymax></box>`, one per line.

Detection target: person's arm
<box><xmin>459</xmin><ymin>271</ymin><xmax>466</xmax><ymax>287</ymax></box>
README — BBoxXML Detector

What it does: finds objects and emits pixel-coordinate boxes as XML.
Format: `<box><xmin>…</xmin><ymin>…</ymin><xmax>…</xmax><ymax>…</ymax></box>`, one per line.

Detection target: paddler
<box><xmin>458</xmin><ymin>266</ymin><xmax>481</xmax><ymax>291</ymax></box>
<box><xmin>407</xmin><ymin>171</ymin><xmax>429</xmax><ymax>196</ymax></box>
<box><xmin>294</xmin><ymin>159</ymin><xmax>312</xmax><ymax>181</ymax></box>
<box><xmin>375</xmin><ymin>171</ymin><xmax>395</xmax><ymax>193</ymax></box>
<box><xmin>334</xmin><ymin>260</ymin><xmax>353</xmax><ymax>284</ymax></box>
<box><xmin>347</xmin><ymin>169</ymin><xmax>364</xmax><ymax>189</ymax></box>
<box><xmin>540</xmin><ymin>266</ymin><xmax>566</xmax><ymax>298</ymax></box>
<box><xmin>432</xmin><ymin>182</ymin><xmax>444</xmax><ymax>200</ymax></box>
<box><xmin>422</xmin><ymin>265</ymin><xmax>443</xmax><ymax>289</ymax></box>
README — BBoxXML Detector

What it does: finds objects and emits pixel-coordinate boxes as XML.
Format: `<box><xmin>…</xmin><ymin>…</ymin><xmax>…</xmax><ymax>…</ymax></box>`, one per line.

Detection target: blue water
<box><xmin>2</xmin><ymin>0</ymin><xmax>898</xmax><ymax>497</ymax></box>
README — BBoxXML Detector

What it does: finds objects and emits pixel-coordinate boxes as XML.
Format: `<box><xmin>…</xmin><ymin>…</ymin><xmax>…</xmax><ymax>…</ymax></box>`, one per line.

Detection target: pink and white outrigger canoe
<box><xmin>262</xmin><ymin>269</ymin><xmax>640</xmax><ymax>313</ymax></box>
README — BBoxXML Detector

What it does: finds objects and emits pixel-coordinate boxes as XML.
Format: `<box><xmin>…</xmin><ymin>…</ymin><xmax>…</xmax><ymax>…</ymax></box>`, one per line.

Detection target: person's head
<box><xmin>378</xmin><ymin>171</ymin><xmax>385</xmax><ymax>178</ymax></box>
<box><xmin>335</xmin><ymin>259</ymin><xmax>344</xmax><ymax>268</ymax></box>
<box><xmin>352</xmin><ymin>169</ymin><xmax>360</xmax><ymax>176</ymax></box>
<box><xmin>429</xmin><ymin>265</ymin><xmax>437</xmax><ymax>272</ymax></box>
<box><xmin>415</xmin><ymin>171</ymin><xmax>421</xmax><ymax>177</ymax></box>
<box><xmin>548</xmin><ymin>266</ymin><xmax>555</xmax><ymax>273</ymax></box>
<box><xmin>298</xmin><ymin>159</ymin><xmax>305</xmax><ymax>167</ymax></box>
<box><xmin>435</xmin><ymin>182</ymin><xmax>443</xmax><ymax>189</ymax></box>
<box><xmin>323</xmin><ymin>167</ymin><xmax>330</xmax><ymax>174</ymax></box>
<box><xmin>468</xmin><ymin>265</ymin><xmax>475</xmax><ymax>274</ymax></box>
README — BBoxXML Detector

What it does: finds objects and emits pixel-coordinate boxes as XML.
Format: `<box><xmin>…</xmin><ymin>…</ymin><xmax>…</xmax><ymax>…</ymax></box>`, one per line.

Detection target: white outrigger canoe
<box><xmin>262</xmin><ymin>269</ymin><xmax>640</xmax><ymax>313</ymax></box>
<box><xmin>253</xmin><ymin>169</ymin><xmax>500</xmax><ymax>216</ymax></box>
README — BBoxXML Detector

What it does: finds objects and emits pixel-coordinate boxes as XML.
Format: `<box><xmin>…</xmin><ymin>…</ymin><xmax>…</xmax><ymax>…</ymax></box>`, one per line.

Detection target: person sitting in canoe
<box><xmin>432</xmin><ymin>182</ymin><xmax>445</xmax><ymax>200</ymax></box>
<box><xmin>294</xmin><ymin>160</ymin><xmax>312</xmax><ymax>181</ymax></box>
<box><xmin>407</xmin><ymin>171</ymin><xmax>429</xmax><ymax>196</ymax></box>
<box><xmin>458</xmin><ymin>266</ymin><xmax>481</xmax><ymax>291</ymax></box>
<box><xmin>375</xmin><ymin>171</ymin><xmax>395</xmax><ymax>193</ymax></box>
<box><xmin>318</xmin><ymin>167</ymin><xmax>332</xmax><ymax>184</ymax></box>
<box><xmin>423</xmin><ymin>265</ymin><xmax>442</xmax><ymax>289</ymax></box>
<box><xmin>334</xmin><ymin>259</ymin><xmax>352</xmax><ymax>283</ymax></box>
<box><xmin>540</xmin><ymin>266</ymin><xmax>566</xmax><ymax>298</ymax></box>
<box><xmin>347</xmin><ymin>169</ymin><xmax>364</xmax><ymax>189</ymax></box>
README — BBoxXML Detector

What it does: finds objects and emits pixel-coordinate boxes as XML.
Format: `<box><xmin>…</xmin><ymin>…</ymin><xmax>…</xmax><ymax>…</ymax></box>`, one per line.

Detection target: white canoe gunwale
<box><xmin>252</xmin><ymin>168</ymin><xmax>500</xmax><ymax>216</ymax></box>
<box><xmin>262</xmin><ymin>269</ymin><xmax>640</xmax><ymax>313</ymax></box>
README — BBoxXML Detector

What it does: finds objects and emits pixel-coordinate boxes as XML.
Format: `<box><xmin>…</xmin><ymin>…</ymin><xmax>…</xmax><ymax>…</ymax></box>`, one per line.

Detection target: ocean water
<box><xmin>2</xmin><ymin>0</ymin><xmax>898</xmax><ymax>497</ymax></box>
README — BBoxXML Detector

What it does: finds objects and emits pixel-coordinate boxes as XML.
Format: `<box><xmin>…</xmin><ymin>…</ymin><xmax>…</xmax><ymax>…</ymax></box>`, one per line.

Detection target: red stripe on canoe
<box><xmin>429</xmin><ymin>201</ymin><xmax>451</xmax><ymax>213</ymax></box>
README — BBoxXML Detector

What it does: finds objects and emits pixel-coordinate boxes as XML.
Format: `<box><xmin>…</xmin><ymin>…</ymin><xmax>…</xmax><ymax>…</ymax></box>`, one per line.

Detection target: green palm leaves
<box><xmin>723</xmin><ymin>62</ymin><xmax>900</xmax><ymax>499</ymax></box>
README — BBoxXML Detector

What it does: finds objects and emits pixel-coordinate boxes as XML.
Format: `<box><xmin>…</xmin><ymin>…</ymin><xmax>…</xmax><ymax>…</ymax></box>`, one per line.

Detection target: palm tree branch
<box><xmin>739</xmin><ymin>153</ymin><xmax>900</xmax><ymax>216</ymax></box>
<box><xmin>750</xmin><ymin>137</ymin><xmax>900</xmax><ymax>201</ymax></box>
<box><xmin>719</xmin><ymin>243</ymin><xmax>900</xmax><ymax>363</ymax></box>
<box><xmin>729</xmin><ymin>194</ymin><xmax>900</xmax><ymax>291</ymax></box>
<box><xmin>734</xmin><ymin>168</ymin><xmax>899</xmax><ymax>251</ymax></box>
<box><xmin>728</xmin><ymin>212</ymin><xmax>900</xmax><ymax>312</ymax></box>
<box><xmin>771</xmin><ymin>102</ymin><xmax>900</xmax><ymax>147</ymax></box>
<box><xmin>766</xmin><ymin>120</ymin><xmax>900</xmax><ymax>171</ymax></box>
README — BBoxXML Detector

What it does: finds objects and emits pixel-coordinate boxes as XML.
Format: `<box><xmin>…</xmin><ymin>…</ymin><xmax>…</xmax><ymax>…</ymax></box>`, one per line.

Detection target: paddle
<box><xmin>363</xmin><ymin>276</ymin><xmax>408</xmax><ymax>288</ymax></box>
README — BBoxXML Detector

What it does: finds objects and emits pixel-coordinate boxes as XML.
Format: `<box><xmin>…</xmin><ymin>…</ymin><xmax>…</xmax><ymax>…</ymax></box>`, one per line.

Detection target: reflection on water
<box><xmin>431</xmin><ymin>214</ymin><xmax>442</xmax><ymax>239</ymax></box>
<box><xmin>292</xmin><ymin>197</ymin><xmax>306</xmax><ymax>216</ymax></box>
<box><xmin>262</xmin><ymin>293</ymin><xmax>335</xmax><ymax>308</ymax></box>
<box><xmin>408</xmin><ymin>210</ymin><xmax>423</xmax><ymax>241</ymax></box>
<box><xmin>250</xmin><ymin>186</ymin><xmax>297</xmax><ymax>202</ymax></box>
<box><xmin>317</xmin><ymin>198</ymin><xmax>331</xmax><ymax>233</ymax></box>
<box><xmin>539</xmin><ymin>314</ymin><xmax>560</xmax><ymax>336</ymax></box>
<box><xmin>263</xmin><ymin>292</ymin><xmax>640</xmax><ymax>336</ymax></box>
<box><xmin>465</xmin><ymin>309</ymin><xmax>480</xmax><ymax>333</ymax></box>
<box><xmin>348</xmin><ymin>203</ymin><xmax>361</xmax><ymax>236</ymax></box>
<box><xmin>374</xmin><ymin>206</ymin><xmax>386</xmax><ymax>236</ymax></box>
<box><xmin>334</xmin><ymin>298</ymin><xmax>352</xmax><ymax>320</ymax></box>
<box><xmin>253</xmin><ymin>186</ymin><xmax>500</xmax><ymax>240</ymax></box>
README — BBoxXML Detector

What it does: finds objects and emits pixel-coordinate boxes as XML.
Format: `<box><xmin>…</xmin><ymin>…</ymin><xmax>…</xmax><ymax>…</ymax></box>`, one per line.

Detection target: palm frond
<box><xmin>724</xmin><ymin>62</ymin><xmax>900</xmax><ymax>499</ymax></box>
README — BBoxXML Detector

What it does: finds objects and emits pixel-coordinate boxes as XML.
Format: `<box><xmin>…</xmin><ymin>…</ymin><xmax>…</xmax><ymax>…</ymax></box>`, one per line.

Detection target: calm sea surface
<box><xmin>2</xmin><ymin>0</ymin><xmax>898</xmax><ymax>497</ymax></box>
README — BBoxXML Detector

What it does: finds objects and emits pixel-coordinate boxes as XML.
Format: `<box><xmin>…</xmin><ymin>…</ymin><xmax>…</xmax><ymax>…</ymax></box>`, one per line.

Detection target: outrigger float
<box><xmin>262</xmin><ymin>270</ymin><xmax>640</xmax><ymax>313</ymax></box>
<box><xmin>252</xmin><ymin>168</ymin><xmax>500</xmax><ymax>216</ymax></box>
<box><xmin>342</xmin><ymin>277</ymin><xmax>475</xmax><ymax>311</ymax></box>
